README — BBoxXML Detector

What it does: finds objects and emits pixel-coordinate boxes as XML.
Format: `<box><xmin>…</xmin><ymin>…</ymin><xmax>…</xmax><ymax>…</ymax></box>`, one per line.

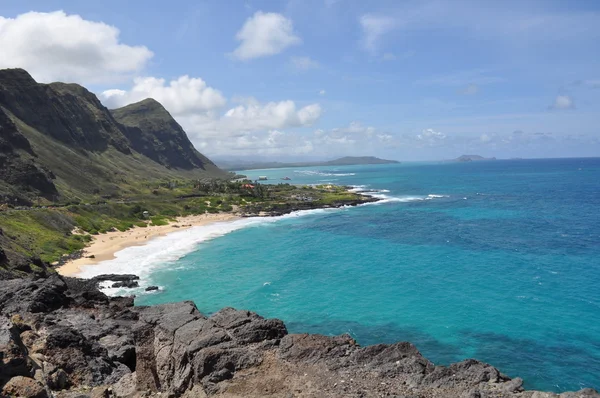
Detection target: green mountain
<box><xmin>112</xmin><ymin>98</ymin><xmax>216</xmax><ymax>170</ymax></box>
<box><xmin>0</xmin><ymin>68</ymin><xmax>228</xmax><ymax>205</ymax></box>
<box><xmin>219</xmin><ymin>156</ymin><xmax>399</xmax><ymax>171</ymax></box>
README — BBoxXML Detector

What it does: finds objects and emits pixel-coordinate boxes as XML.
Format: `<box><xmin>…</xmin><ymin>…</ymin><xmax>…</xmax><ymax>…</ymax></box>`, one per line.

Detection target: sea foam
<box><xmin>76</xmin><ymin>208</ymin><xmax>341</xmax><ymax>295</ymax></box>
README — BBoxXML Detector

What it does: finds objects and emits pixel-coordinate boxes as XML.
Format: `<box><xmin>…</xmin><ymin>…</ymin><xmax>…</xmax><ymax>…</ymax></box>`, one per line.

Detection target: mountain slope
<box><xmin>0</xmin><ymin>108</ymin><xmax>58</xmax><ymax>204</ymax></box>
<box><xmin>0</xmin><ymin>68</ymin><xmax>228</xmax><ymax>204</ymax></box>
<box><xmin>111</xmin><ymin>98</ymin><xmax>220</xmax><ymax>171</ymax></box>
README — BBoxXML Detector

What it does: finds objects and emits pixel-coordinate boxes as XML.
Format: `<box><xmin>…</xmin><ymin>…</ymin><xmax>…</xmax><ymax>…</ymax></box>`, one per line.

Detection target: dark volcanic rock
<box><xmin>0</xmin><ymin>274</ymin><xmax>598</xmax><ymax>398</ymax></box>
<box><xmin>0</xmin><ymin>274</ymin><xmax>68</xmax><ymax>314</ymax></box>
<box><xmin>111</xmin><ymin>281</ymin><xmax>139</xmax><ymax>289</ymax></box>
<box><xmin>1</xmin><ymin>376</ymin><xmax>48</xmax><ymax>398</ymax></box>
<box><xmin>145</xmin><ymin>286</ymin><xmax>159</xmax><ymax>291</ymax></box>
<box><xmin>93</xmin><ymin>274</ymin><xmax>140</xmax><ymax>283</ymax></box>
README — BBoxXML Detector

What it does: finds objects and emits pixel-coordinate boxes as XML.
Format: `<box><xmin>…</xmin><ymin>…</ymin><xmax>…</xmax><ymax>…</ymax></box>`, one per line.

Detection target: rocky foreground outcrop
<box><xmin>1</xmin><ymin>275</ymin><xmax>597</xmax><ymax>398</ymax></box>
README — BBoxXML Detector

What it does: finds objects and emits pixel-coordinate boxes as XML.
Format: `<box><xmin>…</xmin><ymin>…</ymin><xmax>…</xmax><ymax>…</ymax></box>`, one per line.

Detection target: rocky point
<box><xmin>0</xmin><ymin>274</ymin><xmax>598</xmax><ymax>397</ymax></box>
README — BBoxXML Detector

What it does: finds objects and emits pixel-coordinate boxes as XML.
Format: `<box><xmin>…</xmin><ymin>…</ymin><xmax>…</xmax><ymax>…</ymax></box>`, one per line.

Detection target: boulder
<box><xmin>0</xmin><ymin>320</ymin><xmax>31</xmax><ymax>384</ymax></box>
<box><xmin>92</xmin><ymin>274</ymin><xmax>139</xmax><ymax>282</ymax></box>
<box><xmin>111</xmin><ymin>281</ymin><xmax>139</xmax><ymax>289</ymax></box>
<box><xmin>1</xmin><ymin>376</ymin><xmax>48</xmax><ymax>398</ymax></box>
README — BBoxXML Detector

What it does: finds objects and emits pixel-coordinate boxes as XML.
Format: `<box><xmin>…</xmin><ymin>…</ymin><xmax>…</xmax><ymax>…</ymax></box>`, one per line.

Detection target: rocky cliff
<box><xmin>0</xmin><ymin>108</ymin><xmax>58</xmax><ymax>204</ymax></box>
<box><xmin>0</xmin><ymin>68</ymin><xmax>228</xmax><ymax>204</ymax></box>
<box><xmin>111</xmin><ymin>98</ymin><xmax>217</xmax><ymax>171</ymax></box>
<box><xmin>1</xmin><ymin>275</ymin><xmax>597</xmax><ymax>398</ymax></box>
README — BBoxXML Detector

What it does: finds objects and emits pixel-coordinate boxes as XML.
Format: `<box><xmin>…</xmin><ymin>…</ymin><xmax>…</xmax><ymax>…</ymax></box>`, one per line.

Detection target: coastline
<box><xmin>56</xmin><ymin>213</ymin><xmax>240</xmax><ymax>277</ymax></box>
<box><xmin>56</xmin><ymin>186</ymin><xmax>378</xmax><ymax>278</ymax></box>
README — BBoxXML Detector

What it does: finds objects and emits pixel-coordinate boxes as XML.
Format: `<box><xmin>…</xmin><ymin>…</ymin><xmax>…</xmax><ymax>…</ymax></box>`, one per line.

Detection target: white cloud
<box><xmin>232</xmin><ymin>12</ymin><xmax>301</xmax><ymax>60</ymax></box>
<box><xmin>333</xmin><ymin>121</ymin><xmax>376</xmax><ymax>136</ymax></box>
<box><xmin>220</xmin><ymin>101</ymin><xmax>321</xmax><ymax>132</ymax></box>
<box><xmin>100</xmin><ymin>75</ymin><xmax>322</xmax><ymax>157</ymax></box>
<box><xmin>319</xmin><ymin>89</ymin><xmax>326</xmax><ymax>96</ymax></box>
<box><xmin>382</xmin><ymin>53</ymin><xmax>397</xmax><ymax>61</ymax></box>
<box><xmin>310</xmin><ymin>122</ymin><xmax>378</xmax><ymax>150</ymax></box>
<box><xmin>416</xmin><ymin>128</ymin><xmax>447</xmax><ymax>144</ymax></box>
<box><xmin>359</xmin><ymin>14</ymin><xmax>396</xmax><ymax>53</ymax></box>
<box><xmin>0</xmin><ymin>11</ymin><xmax>152</xmax><ymax>84</ymax></box>
<box><xmin>290</xmin><ymin>56</ymin><xmax>320</xmax><ymax>71</ymax></box>
<box><xmin>549</xmin><ymin>95</ymin><xmax>574</xmax><ymax>110</ymax></box>
<box><xmin>200</xmin><ymin>129</ymin><xmax>315</xmax><ymax>156</ymax></box>
<box><xmin>100</xmin><ymin>75</ymin><xmax>226</xmax><ymax>114</ymax></box>
<box><xmin>480</xmin><ymin>133</ymin><xmax>492</xmax><ymax>143</ymax></box>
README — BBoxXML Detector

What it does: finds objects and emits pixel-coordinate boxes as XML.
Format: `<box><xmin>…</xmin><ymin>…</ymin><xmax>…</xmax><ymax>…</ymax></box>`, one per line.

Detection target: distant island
<box><xmin>453</xmin><ymin>154</ymin><xmax>497</xmax><ymax>162</ymax></box>
<box><xmin>218</xmin><ymin>156</ymin><xmax>400</xmax><ymax>171</ymax></box>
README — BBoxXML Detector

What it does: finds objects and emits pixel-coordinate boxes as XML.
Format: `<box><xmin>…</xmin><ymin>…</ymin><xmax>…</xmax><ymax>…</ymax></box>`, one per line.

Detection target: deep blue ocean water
<box><xmin>132</xmin><ymin>158</ymin><xmax>600</xmax><ymax>392</ymax></box>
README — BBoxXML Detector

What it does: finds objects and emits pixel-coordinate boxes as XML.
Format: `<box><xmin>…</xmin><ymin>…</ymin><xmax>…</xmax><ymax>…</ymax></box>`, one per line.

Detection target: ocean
<box><xmin>79</xmin><ymin>158</ymin><xmax>600</xmax><ymax>392</ymax></box>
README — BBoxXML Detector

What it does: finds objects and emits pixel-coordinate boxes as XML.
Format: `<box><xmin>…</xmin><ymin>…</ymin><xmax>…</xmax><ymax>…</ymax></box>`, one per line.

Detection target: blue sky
<box><xmin>1</xmin><ymin>0</ymin><xmax>599</xmax><ymax>160</ymax></box>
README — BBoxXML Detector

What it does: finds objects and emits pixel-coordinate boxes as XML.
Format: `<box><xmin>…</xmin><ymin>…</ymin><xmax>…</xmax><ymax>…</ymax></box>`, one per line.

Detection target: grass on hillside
<box><xmin>0</xmin><ymin>181</ymin><xmax>367</xmax><ymax>268</ymax></box>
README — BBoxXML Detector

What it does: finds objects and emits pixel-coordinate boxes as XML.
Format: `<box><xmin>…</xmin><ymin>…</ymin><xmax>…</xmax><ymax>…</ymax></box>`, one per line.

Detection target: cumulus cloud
<box><xmin>360</xmin><ymin>14</ymin><xmax>396</xmax><ymax>53</ymax></box>
<box><xmin>99</xmin><ymin>71</ymin><xmax>323</xmax><ymax>157</ymax></box>
<box><xmin>219</xmin><ymin>101</ymin><xmax>322</xmax><ymax>132</ymax></box>
<box><xmin>480</xmin><ymin>133</ymin><xmax>493</xmax><ymax>143</ymax></box>
<box><xmin>290</xmin><ymin>56</ymin><xmax>320</xmax><ymax>71</ymax></box>
<box><xmin>549</xmin><ymin>95</ymin><xmax>575</xmax><ymax>110</ymax></box>
<box><xmin>0</xmin><ymin>11</ymin><xmax>153</xmax><ymax>84</ymax></box>
<box><xmin>310</xmin><ymin>122</ymin><xmax>379</xmax><ymax>150</ymax></box>
<box><xmin>232</xmin><ymin>12</ymin><xmax>301</xmax><ymax>60</ymax></box>
<box><xmin>206</xmin><ymin>129</ymin><xmax>315</xmax><ymax>156</ymax></box>
<box><xmin>100</xmin><ymin>76</ymin><xmax>226</xmax><ymax>114</ymax></box>
<box><xmin>417</xmin><ymin>128</ymin><xmax>447</xmax><ymax>143</ymax></box>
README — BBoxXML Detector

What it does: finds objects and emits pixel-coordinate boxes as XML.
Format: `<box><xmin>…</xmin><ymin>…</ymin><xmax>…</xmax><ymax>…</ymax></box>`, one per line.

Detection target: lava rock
<box><xmin>1</xmin><ymin>376</ymin><xmax>48</xmax><ymax>398</ymax></box>
<box><xmin>111</xmin><ymin>281</ymin><xmax>139</xmax><ymax>288</ymax></box>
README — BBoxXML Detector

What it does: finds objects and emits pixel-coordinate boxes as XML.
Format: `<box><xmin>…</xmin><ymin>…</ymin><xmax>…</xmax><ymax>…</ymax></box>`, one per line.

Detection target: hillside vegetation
<box><xmin>0</xmin><ymin>180</ymin><xmax>372</xmax><ymax>279</ymax></box>
<box><xmin>0</xmin><ymin>68</ymin><xmax>228</xmax><ymax>206</ymax></box>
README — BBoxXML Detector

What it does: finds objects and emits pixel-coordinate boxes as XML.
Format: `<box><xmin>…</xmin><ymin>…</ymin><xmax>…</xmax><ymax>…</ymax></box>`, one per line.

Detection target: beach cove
<box><xmin>56</xmin><ymin>213</ymin><xmax>240</xmax><ymax>277</ymax></box>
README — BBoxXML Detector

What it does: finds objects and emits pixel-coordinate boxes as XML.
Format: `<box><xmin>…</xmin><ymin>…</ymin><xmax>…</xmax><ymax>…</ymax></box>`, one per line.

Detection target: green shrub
<box><xmin>150</xmin><ymin>216</ymin><xmax>169</xmax><ymax>226</ymax></box>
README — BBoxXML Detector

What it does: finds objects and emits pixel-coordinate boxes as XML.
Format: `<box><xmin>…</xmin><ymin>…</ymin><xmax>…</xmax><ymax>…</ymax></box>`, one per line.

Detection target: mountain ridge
<box><xmin>0</xmin><ymin>68</ymin><xmax>228</xmax><ymax>205</ymax></box>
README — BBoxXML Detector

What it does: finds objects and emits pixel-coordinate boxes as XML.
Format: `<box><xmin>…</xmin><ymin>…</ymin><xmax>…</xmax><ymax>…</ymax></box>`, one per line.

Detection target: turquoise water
<box><xmin>135</xmin><ymin>159</ymin><xmax>600</xmax><ymax>392</ymax></box>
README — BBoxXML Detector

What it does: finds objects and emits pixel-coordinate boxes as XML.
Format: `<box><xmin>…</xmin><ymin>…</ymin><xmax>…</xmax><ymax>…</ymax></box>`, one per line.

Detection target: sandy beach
<box><xmin>56</xmin><ymin>213</ymin><xmax>240</xmax><ymax>277</ymax></box>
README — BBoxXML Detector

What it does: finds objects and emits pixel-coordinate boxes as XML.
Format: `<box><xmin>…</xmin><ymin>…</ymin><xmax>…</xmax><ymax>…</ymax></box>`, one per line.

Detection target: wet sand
<box><xmin>56</xmin><ymin>213</ymin><xmax>240</xmax><ymax>277</ymax></box>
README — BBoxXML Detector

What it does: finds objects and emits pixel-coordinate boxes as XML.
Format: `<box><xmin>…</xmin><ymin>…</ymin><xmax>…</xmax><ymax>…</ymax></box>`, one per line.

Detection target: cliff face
<box><xmin>111</xmin><ymin>98</ymin><xmax>218</xmax><ymax>171</ymax></box>
<box><xmin>0</xmin><ymin>68</ymin><xmax>228</xmax><ymax>204</ymax></box>
<box><xmin>0</xmin><ymin>107</ymin><xmax>58</xmax><ymax>204</ymax></box>
<box><xmin>1</xmin><ymin>275</ymin><xmax>597</xmax><ymax>398</ymax></box>
<box><xmin>0</xmin><ymin>69</ymin><xmax>128</xmax><ymax>153</ymax></box>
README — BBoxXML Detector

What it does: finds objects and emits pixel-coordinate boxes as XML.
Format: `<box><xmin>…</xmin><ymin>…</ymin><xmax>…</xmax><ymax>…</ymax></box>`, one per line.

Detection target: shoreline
<box><xmin>56</xmin><ymin>213</ymin><xmax>241</xmax><ymax>277</ymax></box>
<box><xmin>56</xmin><ymin>188</ymin><xmax>379</xmax><ymax>278</ymax></box>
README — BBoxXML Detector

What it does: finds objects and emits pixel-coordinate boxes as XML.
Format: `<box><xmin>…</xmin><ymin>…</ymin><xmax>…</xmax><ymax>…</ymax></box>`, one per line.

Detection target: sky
<box><xmin>0</xmin><ymin>0</ymin><xmax>599</xmax><ymax>161</ymax></box>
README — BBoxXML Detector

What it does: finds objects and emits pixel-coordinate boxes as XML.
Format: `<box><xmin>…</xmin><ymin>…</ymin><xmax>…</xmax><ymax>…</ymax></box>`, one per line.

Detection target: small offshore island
<box><xmin>0</xmin><ymin>69</ymin><xmax>598</xmax><ymax>397</ymax></box>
